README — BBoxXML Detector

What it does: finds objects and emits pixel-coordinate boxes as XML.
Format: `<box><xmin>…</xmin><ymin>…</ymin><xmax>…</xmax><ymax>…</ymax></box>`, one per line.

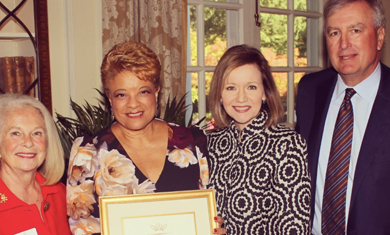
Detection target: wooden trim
<box><xmin>34</xmin><ymin>0</ymin><xmax>52</xmax><ymax>114</ymax></box>
<box><xmin>181</xmin><ymin>0</ymin><xmax>188</xmax><ymax>96</ymax></box>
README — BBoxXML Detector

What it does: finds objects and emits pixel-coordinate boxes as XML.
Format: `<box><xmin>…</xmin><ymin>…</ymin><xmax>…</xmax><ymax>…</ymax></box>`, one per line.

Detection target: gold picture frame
<box><xmin>99</xmin><ymin>189</ymin><xmax>217</xmax><ymax>235</ymax></box>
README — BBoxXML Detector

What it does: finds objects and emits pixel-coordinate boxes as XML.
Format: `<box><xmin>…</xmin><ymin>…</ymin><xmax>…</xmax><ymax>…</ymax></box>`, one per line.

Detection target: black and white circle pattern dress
<box><xmin>207</xmin><ymin>110</ymin><xmax>311</xmax><ymax>235</ymax></box>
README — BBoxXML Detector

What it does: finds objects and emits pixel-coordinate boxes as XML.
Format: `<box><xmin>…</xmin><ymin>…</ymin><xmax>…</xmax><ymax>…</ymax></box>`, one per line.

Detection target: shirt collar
<box><xmin>335</xmin><ymin>63</ymin><xmax>381</xmax><ymax>102</ymax></box>
<box><xmin>0</xmin><ymin>172</ymin><xmax>58</xmax><ymax>211</ymax></box>
<box><xmin>229</xmin><ymin>109</ymin><xmax>268</xmax><ymax>141</ymax></box>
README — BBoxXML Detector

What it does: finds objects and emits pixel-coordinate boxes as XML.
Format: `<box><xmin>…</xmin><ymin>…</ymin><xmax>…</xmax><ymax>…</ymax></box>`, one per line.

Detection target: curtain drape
<box><xmin>102</xmin><ymin>0</ymin><xmax>187</xmax><ymax>113</ymax></box>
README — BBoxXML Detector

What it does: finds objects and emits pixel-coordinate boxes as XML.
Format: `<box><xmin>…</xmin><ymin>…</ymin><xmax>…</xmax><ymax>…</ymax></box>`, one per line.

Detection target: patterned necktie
<box><xmin>322</xmin><ymin>88</ymin><xmax>356</xmax><ymax>235</ymax></box>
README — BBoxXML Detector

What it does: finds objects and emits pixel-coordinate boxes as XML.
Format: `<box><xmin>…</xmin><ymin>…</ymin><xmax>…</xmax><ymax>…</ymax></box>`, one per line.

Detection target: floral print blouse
<box><xmin>66</xmin><ymin>122</ymin><xmax>209</xmax><ymax>235</ymax></box>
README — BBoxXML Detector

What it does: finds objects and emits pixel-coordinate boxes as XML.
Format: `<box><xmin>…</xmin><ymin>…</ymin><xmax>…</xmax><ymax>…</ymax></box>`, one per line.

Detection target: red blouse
<box><xmin>0</xmin><ymin>172</ymin><xmax>71</xmax><ymax>235</ymax></box>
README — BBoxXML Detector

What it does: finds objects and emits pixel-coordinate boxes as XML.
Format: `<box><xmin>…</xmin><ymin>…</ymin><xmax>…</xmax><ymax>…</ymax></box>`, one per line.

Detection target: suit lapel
<box><xmin>349</xmin><ymin>63</ymin><xmax>390</xmax><ymax>208</ymax></box>
<box><xmin>307</xmin><ymin>72</ymin><xmax>337</xmax><ymax>204</ymax></box>
<box><xmin>308</xmin><ymin>74</ymin><xmax>337</xmax><ymax>177</ymax></box>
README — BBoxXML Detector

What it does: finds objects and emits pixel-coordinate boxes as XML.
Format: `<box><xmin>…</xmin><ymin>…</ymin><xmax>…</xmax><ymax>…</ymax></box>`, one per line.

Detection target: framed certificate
<box><xmin>99</xmin><ymin>189</ymin><xmax>217</xmax><ymax>235</ymax></box>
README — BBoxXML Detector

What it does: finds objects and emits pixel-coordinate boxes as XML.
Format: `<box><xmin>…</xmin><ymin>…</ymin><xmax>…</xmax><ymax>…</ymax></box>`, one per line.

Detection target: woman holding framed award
<box><xmin>65</xmin><ymin>41</ymin><xmax>222</xmax><ymax>235</ymax></box>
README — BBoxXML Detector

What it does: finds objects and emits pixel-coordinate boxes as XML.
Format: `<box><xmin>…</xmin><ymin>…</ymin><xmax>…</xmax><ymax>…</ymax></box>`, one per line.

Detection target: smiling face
<box><xmin>0</xmin><ymin>107</ymin><xmax>47</xmax><ymax>174</ymax></box>
<box><xmin>107</xmin><ymin>71</ymin><xmax>160</xmax><ymax>131</ymax></box>
<box><xmin>221</xmin><ymin>64</ymin><xmax>266</xmax><ymax>130</ymax></box>
<box><xmin>325</xmin><ymin>1</ymin><xmax>385</xmax><ymax>86</ymax></box>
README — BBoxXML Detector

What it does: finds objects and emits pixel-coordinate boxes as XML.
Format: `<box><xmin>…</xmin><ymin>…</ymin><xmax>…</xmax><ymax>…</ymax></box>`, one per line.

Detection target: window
<box><xmin>260</xmin><ymin>0</ymin><xmax>324</xmax><ymax>124</ymax></box>
<box><xmin>186</xmin><ymin>0</ymin><xmax>243</xmax><ymax>125</ymax></box>
<box><xmin>187</xmin><ymin>0</ymin><xmax>324</xmax><ymax>126</ymax></box>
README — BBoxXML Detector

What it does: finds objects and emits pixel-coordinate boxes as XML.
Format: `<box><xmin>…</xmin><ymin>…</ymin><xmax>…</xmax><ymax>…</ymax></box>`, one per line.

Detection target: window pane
<box><xmin>189</xmin><ymin>6</ymin><xmax>198</xmax><ymax>66</ymax></box>
<box><xmin>294</xmin><ymin>17</ymin><xmax>319</xmax><ymax>67</ymax></box>
<box><xmin>204</xmin><ymin>7</ymin><xmax>227</xmax><ymax>66</ymax></box>
<box><xmin>191</xmin><ymin>72</ymin><xmax>213</xmax><ymax>125</ymax></box>
<box><xmin>294</xmin><ymin>0</ymin><xmax>307</xmax><ymax>11</ymax></box>
<box><xmin>294</xmin><ymin>16</ymin><xmax>307</xmax><ymax>67</ymax></box>
<box><xmin>205</xmin><ymin>72</ymin><xmax>213</xmax><ymax>122</ymax></box>
<box><xmin>294</xmin><ymin>72</ymin><xmax>305</xmax><ymax>97</ymax></box>
<box><xmin>191</xmin><ymin>72</ymin><xmax>200</xmax><ymax>123</ymax></box>
<box><xmin>260</xmin><ymin>0</ymin><xmax>287</xmax><ymax>9</ymax></box>
<box><xmin>260</xmin><ymin>13</ymin><xmax>288</xmax><ymax>67</ymax></box>
<box><xmin>272</xmin><ymin>72</ymin><xmax>287</xmax><ymax>122</ymax></box>
<box><xmin>294</xmin><ymin>0</ymin><xmax>320</xmax><ymax>11</ymax></box>
<box><xmin>294</xmin><ymin>72</ymin><xmax>305</xmax><ymax>121</ymax></box>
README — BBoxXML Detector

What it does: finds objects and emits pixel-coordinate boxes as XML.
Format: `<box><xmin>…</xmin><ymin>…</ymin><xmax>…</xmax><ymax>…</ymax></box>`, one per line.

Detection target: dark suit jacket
<box><xmin>295</xmin><ymin>63</ymin><xmax>390</xmax><ymax>235</ymax></box>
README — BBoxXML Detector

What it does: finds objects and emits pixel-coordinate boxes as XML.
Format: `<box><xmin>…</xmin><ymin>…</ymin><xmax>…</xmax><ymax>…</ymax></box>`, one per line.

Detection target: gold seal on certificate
<box><xmin>99</xmin><ymin>189</ymin><xmax>217</xmax><ymax>235</ymax></box>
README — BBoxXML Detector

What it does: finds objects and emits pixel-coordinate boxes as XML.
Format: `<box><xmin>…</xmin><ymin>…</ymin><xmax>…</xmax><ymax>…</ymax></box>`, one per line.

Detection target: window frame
<box><xmin>260</xmin><ymin>1</ymin><xmax>324</xmax><ymax>124</ymax></box>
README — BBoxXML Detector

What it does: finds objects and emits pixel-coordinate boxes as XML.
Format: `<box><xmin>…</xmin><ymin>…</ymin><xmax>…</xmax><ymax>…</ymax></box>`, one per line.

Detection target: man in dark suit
<box><xmin>295</xmin><ymin>0</ymin><xmax>388</xmax><ymax>234</ymax></box>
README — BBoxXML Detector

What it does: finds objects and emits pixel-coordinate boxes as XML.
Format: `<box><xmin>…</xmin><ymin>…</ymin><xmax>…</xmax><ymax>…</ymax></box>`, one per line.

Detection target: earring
<box><xmin>110</xmin><ymin>108</ymin><xmax>115</xmax><ymax>121</ymax></box>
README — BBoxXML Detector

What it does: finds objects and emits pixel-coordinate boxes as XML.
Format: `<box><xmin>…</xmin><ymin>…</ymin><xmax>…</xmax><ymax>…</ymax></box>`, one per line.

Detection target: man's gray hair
<box><xmin>324</xmin><ymin>0</ymin><xmax>386</xmax><ymax>30</ymax></box>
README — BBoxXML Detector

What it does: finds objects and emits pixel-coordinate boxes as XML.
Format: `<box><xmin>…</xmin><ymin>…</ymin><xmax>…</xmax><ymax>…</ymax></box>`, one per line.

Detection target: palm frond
<box><xmin>159</xmin><ymin>92</ymin><xmax>192</xmax><ymax>126</ymax></box>
<box><xmin>55</xmin><ymin>93</ymin><xmax>113</xmax><ymax>159</ymax></box>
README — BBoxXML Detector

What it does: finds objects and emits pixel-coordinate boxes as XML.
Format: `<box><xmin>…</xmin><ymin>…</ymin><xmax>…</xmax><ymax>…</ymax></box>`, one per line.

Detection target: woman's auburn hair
<box><xmin>209</xmin><ymin>44</ymin><xmax>284</xmax><ymax>129</ymax></box>
<box><xmin>100</xmin><ymin>41</ymin><xmax>161</xmax><ymax>94</ymax></box>
<box><xmin>0</xmin><ymin>94</ymin><xmax>64</xmax><ymax>185</ymax></box>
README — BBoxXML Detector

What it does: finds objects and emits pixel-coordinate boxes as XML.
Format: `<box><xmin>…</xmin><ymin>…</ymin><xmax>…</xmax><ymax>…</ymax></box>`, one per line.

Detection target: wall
<box><xmin>48</xmin><ymin>0</ymin><xmax>102</xmax><ymax>117</ymax></box>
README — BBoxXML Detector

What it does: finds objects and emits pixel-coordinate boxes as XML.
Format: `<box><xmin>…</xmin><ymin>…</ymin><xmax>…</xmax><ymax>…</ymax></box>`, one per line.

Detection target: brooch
<box><xmin>0</xmin><ymin>193</ymin><xmax>8</xmax><ymax>203</ymax></box>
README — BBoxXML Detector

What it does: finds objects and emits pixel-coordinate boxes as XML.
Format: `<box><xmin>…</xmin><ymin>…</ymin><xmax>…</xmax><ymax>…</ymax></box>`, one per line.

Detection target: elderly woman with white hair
<box><xmin>0</xmin><ymin>94</ymin><xmax>71</xmax><ymax>235</ymax></box>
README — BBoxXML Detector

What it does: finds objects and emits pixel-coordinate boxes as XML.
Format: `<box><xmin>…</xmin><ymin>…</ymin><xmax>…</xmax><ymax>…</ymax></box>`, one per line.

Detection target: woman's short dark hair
<box><xmin>209</xmin><ymin>44</ymin><xmax>284</xmax><ymax>128</ymax></box>
<box><xmin>101</xmin><ymin>41</ymin><xmax>161</xmax><ymax>94</ymax></box>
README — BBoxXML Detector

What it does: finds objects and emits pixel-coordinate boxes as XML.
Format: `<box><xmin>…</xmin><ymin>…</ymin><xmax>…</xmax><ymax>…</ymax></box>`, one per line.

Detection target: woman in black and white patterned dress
<box><xmin>207</xmin><ymin>45</ymin><xmax>311</xmax><ymax>235</ymax></box>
